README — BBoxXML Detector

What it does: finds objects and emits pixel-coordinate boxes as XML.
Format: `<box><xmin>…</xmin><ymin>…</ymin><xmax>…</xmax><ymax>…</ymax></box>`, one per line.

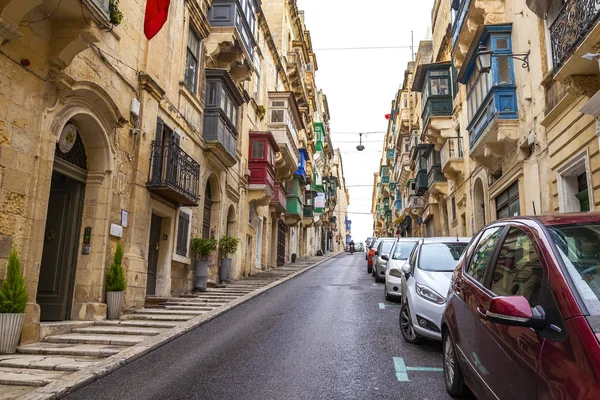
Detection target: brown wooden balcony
<box><xmin>147</xmin><ymin>141</ymin><xmax>200</xmax><ymax>206</ymax></box>
<box><xmin>271</xmin><ymin>183</ymin><xmax>287</xmax><ymax>213</ymax></box>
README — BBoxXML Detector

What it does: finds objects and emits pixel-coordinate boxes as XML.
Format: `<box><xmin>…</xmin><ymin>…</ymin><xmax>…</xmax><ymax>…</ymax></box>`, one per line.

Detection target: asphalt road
<box><xmin>66</xmin><ymin>254</ymin><xmax>455</xmax><ymax>400</ymax></box>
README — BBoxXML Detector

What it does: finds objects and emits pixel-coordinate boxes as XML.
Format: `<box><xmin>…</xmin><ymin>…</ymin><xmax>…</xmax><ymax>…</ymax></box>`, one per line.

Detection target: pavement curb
<box><xmin>20</xmin><ymin>252</ymin><xmax>342</xmax><ymax>400</ymax></box>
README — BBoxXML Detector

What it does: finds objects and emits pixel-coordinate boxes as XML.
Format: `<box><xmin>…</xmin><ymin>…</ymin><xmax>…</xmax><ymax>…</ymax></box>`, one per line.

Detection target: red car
<box><xmin>442</xmin><ymin>214</ymin><xmax>600</xmax><ymax>399</ymax></box>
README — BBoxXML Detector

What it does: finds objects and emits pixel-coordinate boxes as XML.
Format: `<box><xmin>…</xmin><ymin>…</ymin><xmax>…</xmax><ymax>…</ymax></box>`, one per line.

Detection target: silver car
<box><xmin>384</xmin><ymin>239</ymin><xmax>418</xmax><ymax>300</ymax></box>
<box><xmin>399</xmin><ymin>237</ymin><xmax>470</xmax><ymax>343</ymax></box>
<box><xmin>372</xmin><ymin>238</ymin><xmax>396</xmax><ymax>283</ymax></box>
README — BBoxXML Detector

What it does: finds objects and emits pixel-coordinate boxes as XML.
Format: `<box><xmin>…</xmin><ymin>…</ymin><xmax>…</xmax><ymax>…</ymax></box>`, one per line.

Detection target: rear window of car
<box><xmin>380</xmin><ymin>241</ymin><xmax>394</xmax><ymax>255</ymax></box>
<box><xmin>419</xmin><ymin>243</ymin><xmax>468</xmax><ymax>272</ymax></box>
<box><xmin>392</xmin><ymin>241</ymin><xmax>417</xmax><ymax>260</ymax></box>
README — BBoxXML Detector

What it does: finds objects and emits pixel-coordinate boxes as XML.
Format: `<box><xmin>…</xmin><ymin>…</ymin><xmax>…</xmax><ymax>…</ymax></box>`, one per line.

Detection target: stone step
<box><xmin>163</xmin><ymin>305</ymin><xmax>215</xmax><ymax>311</ymax></box>
<box><xmin>44</xmin><ymin>334</ymin><xmax>147</xmax><ymax>346</ymax></box>
<box><xmin>0</xmin><ymin>384</ymin><xmax>34</xmax><ymax>399</ymax></box>
<box><xmin>94</xmin><ymin>320</ymin><xmax>178</xmax><ymax>329</ymax></box>
<box><xmin>121</xmin><ymin>314</ymin><xmax>195</xmax><ymax>322</ymax></box>
<box><xmin>168</xmin><ymin>297</ymin><xmax>229</xmax><ymax>304</ymax></box>
<box><xmin>162</xmin><ymin>302</ymin><xmax>225</xmax><ymax>308</ymax></box>
<box><xmin>73</xmin><ymin>326</ymin><xmax>164</xmax><ymax>336</ymax></box>
<box><xmin>0</xmin><ymin>355</ymin><xmax>101</xmax><ymax>372</ymax></box>
<box><xmin>0</xmin><ymin>367</ymin><xmax>67</xmax><ymax>387</ymax></box>
<box><xmin>17</xmin><ymin>343</ymin><xmax>125</xmax><ymax>358</ymax></box>
<box><xmin>129</xmin><ymin>308</ymin><xmax>204</xmax><ymax>316</ymax></box>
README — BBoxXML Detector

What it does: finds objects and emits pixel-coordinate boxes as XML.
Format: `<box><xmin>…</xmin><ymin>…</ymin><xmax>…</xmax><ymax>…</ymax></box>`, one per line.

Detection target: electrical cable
<box><xmin>314</xmin><ymin>46</ymin><xmax>412</xmax><ymax>51</ymax></box>
<box><xmin>20</xmin><ymin>0</ymin><xmax>63</xmax><ymax>26</ymax></box>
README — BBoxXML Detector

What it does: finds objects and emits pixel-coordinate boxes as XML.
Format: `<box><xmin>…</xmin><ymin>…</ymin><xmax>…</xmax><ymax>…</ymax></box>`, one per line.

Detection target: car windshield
<box><xmin>380</xmin><ymin>241</ymin><xmax>394</xmax><ymax>255</ymax></box>
<box><xmin>547</xmin><ymin>223</ymin><xmax>600</xmax><ymax>315</ymax></box>
<box><xmin>419</xmin><ymin>243</ymin><xmax>468</xmax><ymax>272</ymax></box>
<box><xmin>392</xmin><ymin>241</ymin><xmax>417</xmax><ymax>260</ymax></box>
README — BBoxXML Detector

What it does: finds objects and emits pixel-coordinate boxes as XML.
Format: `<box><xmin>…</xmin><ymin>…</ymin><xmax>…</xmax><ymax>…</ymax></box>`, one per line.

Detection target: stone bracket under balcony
<box><xmin>423</xmin><ymin>117</ymin><xmax>456</xmax><ymax>151</ymax></box>
<box><xmin>0</xmin><ymin>0</ymin><xmax>104</xmax><ymax>69</ymax></box>
<box><xmin>206</xmin><ymin>27</ymin><xmax>255</xmax><ymax>83</ymax></box>
<box><xmin>470</xmin><ymin>119</ymin><xmax>519</xmax><ymax>169</ymax></box>
<box><xmin>248</xmin><ymin>184</ymin><xmax>273</xmax><ymax>206</ymax></box>
<box><xmin>442</xmin><ymin>159</ymin><xmax>465</xmax><ymax>181</ymax></box>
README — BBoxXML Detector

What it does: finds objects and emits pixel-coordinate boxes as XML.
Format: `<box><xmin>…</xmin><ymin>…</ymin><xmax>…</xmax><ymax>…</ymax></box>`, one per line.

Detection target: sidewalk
<box><xmin>0</xmin><ymin>253</ymin><xmax>340</xmax><ymax>400</ymax></box>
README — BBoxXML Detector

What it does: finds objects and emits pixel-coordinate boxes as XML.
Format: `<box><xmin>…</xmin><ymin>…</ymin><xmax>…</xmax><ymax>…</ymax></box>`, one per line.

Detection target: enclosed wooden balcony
<box><xmin>270</xmin><ymin>183</ymin><xmax>287</xmax><ymax>213</ymax></box>
<box><xmin>441</xmin><ymin>137</ymin><xmax>465</xmax><ymax>180</ymax></box>
<box><xmin>147</xmin><ymin>141</ymin><xmax>200</xmax><ymax>206</ymax></box>
<box><xmin>286</xmin><ymin>176</ymin><xmax>304</xmax><ymax>225</ymax></box>
<box><xmin>206</xmin><ymin>0</ymin><xmax>257</xmax><ymax>82</ymax></box>
<box><xmin>248</xmin><ymin>132</ymin><xmax>279</xmax><ymax>205</ymax></box>
<box><xmin>268</xmin><ymin>92</ymin><xmax>302</xmax><ymax>180</ymax></box>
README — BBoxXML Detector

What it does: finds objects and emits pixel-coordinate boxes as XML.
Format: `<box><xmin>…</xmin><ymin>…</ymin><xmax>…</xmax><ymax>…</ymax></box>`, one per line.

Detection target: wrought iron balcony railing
<box><xmin>550</xmin><ymin>0</ymin><xmax>600</xmax><ymax>70</ymax></box>
<box><xmin>147</xmin><ymin>141</ymin><xmax>200</xmax><ymax>206</ymax></box>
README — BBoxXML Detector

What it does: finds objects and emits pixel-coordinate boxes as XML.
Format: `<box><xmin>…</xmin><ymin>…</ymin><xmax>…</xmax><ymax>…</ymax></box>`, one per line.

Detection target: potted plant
<box><xmin>191</xmin><ymin>238</ymin><xmax>217</xmax><ymax>292</ymax></box>
<box><xmin>105</xmin><ymin>241</ymin><xmax>126</xmax><ymax>320</ymax></box>
<box><xmin>219</xmin><ymin>235</ymin><xmax>239</xmax><ymax>284</ymax></box>
<box><xmin>256</xmin><ymin>105</ymin><xmax>266</xmax><ymax>120</ymax></box>
<box><xmin>0</xmin><ymin>248</ymin><xmax>27</xmax><ymax>354</ymax></box>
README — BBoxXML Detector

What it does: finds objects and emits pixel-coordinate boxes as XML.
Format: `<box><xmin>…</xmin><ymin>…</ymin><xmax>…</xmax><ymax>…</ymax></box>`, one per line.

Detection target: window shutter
<box><xmin>172</xmin><ymin>132</ymin><xmax>181</xmax><ymax>146</ymax></box>
<box><xmin>155</xmin><ymin>118</ymin><xmax>165</xmax><ymax>141</ymax></box>
<box><xmin>176</xmin><ymin>212</ymin><xmax>190</xmax><ymax>256</ymax></box>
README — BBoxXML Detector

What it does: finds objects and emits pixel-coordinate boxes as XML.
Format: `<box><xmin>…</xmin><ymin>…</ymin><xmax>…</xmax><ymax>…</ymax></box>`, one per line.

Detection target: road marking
<box><xmin>372</xmin><ymin>283</ymin><xmax>378</xmax><ymax>286</ymax></box>
<box><xmin>378</xmin><ymin>302</ymin><xmax>401</xmax><ymax>309</ymax></box>
<box><xmin>393</xmin><ymin>357</ymin><xmax>443</xmax><ymax>382</ymax></box>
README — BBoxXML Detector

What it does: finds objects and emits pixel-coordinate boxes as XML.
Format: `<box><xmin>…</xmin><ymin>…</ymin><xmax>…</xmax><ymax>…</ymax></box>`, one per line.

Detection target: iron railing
<box><xmin>147</xmin><ymin>140</ymin><xmax>200</xmax><ymax>204</ymax></box>
<box><xmin>550</xmin><ymin>0</ymin><xmax>600</xmax><ymax>70</ymax></box>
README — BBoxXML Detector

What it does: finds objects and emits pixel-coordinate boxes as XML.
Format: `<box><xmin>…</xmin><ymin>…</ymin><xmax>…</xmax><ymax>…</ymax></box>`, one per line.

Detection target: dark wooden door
<box><xmin>202</xmin><ymin>185</ymin><xmax>212</xmax><ymax>239</ymax></box>
<box><xmin>146</xmin><ymin>214</ymin><xmax>162</xmax><ymax>296</ymax></box>
<box><xmin>277</xmin><ymin>220</ymin><xmax>286</xmax><ymax>266</ymax></box>
<box><xmin>37</xmin><ymin>173</ymin><xmax>85</xmax><ymax>321</ymax></box>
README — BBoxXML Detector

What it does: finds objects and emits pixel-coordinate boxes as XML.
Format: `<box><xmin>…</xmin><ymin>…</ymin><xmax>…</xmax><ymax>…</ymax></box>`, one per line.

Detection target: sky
<box><xmin>296</xmin><ymin>0</ymin><xmax>434</xmax><ymax>243</ymax></box>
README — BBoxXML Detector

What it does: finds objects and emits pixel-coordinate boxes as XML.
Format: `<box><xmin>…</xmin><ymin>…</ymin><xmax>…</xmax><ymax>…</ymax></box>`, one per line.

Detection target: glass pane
<box><xmin>220</xmin><ymin>88</ymin><xmax>226</xmax><ymax>110</ymax></box>
<box><xmin>252</xmin><ymin>141</ymin><xmax>264</xmax><ymax>159</ymax></box>
<box><xmin>188</xmin><ymin>29</ymin><xmax>199</xmax><ymax>56</ymax></box>
<box><xmin>419</xmin><ymin>243</ymin><xmax>468</xmax><ymax>272</ymax></box>
<box><xmin>491</xmin><ymin>228</ymin><xmax>543</xmax><ymax>306</ymax></box>
<box><xmin>509</xmin><ymin>199</ymin><xmax>520</xmax><ymax>217</ymax></box>
<box><xmin>207</xmin><ymin>82</ymin><xmax>217</xmax><ymax>105</ymax></box>
<box><xmin>392</xmin><ymin>241</ymin><xmax>417</xmax><ymax>260</ymax></box>
<box><xmin>430</xmin><ymin>78</ymin><xmax>450</xmax><ymax>96</ymax></box>
<box><xmin>466</xmin><ymin>227</ymin><xmax>504</xmax><ymax>283</ymax></box>
<box><xmin>496</xmin><ymin>38</ymin><xmax>509</xmax><ymax>50</ymax></box>
<box><xmin>271</xmin><ymin>109</ymin><xmax>284</xmax><ymax>123</ymax></box>
<box><xmin>497</xmin><ymin>206</ymin><xmax>510</xmax><ymax>219</ymax></box>
<box><xmin>498</xmin><ymin>57</ymin><xmax>511</xmax><ymax>85</ymax></box>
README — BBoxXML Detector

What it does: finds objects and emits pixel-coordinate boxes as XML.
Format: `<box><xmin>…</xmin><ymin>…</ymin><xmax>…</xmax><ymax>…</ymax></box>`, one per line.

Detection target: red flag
<box><xmin>144</xmin><ymin>0</ymin><xmax>171</xmax><ymax>40</ymax></box>
<box><xmin>385</xmin><ymin>114</ymin><xmax>391</xmax><ymax>120</ymax></box>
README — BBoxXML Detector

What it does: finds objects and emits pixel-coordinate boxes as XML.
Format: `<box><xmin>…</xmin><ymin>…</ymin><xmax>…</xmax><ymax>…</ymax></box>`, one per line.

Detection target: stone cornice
<box><xmin>139</xmin><ymin>74</ymin><xmax>166</xmax><ymax>101</ymax></box>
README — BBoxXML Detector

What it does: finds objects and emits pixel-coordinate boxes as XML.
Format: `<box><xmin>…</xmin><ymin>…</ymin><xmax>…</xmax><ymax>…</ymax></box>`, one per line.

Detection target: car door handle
<box><xmin>476</xmin><ymin>306</ymin><xmax>487</xmax><ymax>319</ymax></box>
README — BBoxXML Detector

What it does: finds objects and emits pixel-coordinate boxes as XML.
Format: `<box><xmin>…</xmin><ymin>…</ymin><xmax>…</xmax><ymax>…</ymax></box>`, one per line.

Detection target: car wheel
<box><xmin>367</xmin><ymin>264</ymin><xmax>373</xmax><ymax>274</ymax></box>
<box><xmin>443</xmin><ymin>331</ymin><xmax>468</xmax><ymax>397</ymax></box>
<box><xmin>399</xmin><ymin>302</ymin><xmax>421</xmax><ymax>344</ymax></box>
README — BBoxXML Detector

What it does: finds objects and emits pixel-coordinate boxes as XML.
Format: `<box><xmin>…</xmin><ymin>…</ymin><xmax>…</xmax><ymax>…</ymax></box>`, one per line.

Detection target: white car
<box><xmin>384</xmin><ymin>239</ymin><xmax>418</xmax><ymax>301</ymax></box>
<box><xmin>372</xmin><ymin>238</ymin><xmax>396</xmax><ymax>283</ymax></box>
<box><xmin>399</xmin><ymin>237</ymin><xmax>470</xmax><ymax>343</ymax></box>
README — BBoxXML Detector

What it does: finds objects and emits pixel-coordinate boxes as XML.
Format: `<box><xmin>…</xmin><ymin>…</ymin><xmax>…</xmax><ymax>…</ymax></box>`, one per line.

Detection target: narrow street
<box><xmin>65</xmin><ymin>254</ymin><xmax>452</xmax><ymax>400</ymax></box>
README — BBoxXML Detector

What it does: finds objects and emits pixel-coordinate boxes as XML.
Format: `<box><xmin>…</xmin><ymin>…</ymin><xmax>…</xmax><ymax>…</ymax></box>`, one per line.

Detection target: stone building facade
<box><xmin>0</xmin><ymin>0</ymin><xmax>348</xmax><ymax>344</ymax></box>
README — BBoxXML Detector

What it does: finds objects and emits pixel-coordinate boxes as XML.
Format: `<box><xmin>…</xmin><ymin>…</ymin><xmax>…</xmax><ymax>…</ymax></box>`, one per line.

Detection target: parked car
<box><xmin>356</xmin><ymin>243</ymin><xmax>365</xmax><ymax>252</ymax></box>
<box><xmin>367</xmin><ymin>238</ymin><xmax>382</xmax><ymax>273</ymax></box>
<box><xmin>442</xmin><ymin>214</ymin><xmax>600</xmax><ymax>399</ymax></box>
<box><xmin>372</xmin><ymin>238</ymin><xmax>396</xmax><ymax>282</ymax></box>
<box><xmin>399</xmin><ymin>237</ymin><xmax>469</xmax><ymax>344</ymax></box>
<box><xmin>384</xmin><ymin>239</ymin><xmax>418</xmax><ymax>300</ymax></box>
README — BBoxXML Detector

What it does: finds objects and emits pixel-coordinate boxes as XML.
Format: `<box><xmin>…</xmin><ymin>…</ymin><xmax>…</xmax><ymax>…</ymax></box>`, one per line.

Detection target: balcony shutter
<box><xmin>176</xmin><ymin>211</ymin><xmax>190</xmax><ymax>256</ymax></box>
<box><xmin>525</xmin><ymin>0</ymin><xmax>553</xmax><ymax>19</ymax></box>
<box><xmin>155</xmin><ymin>118</ymin><xmax>164</xmax><ymax>141</ymax></box>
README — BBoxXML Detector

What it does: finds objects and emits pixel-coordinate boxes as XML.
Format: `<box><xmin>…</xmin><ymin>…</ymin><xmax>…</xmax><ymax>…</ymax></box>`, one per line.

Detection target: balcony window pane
<box><xmin>207</xmin><ymin>82</ymin><xmax>217</xmax><ymax>106</ymax></box>
<box><xmin>498</xmin><ymin>57</ymin><xmax>511</xmax><ymax>85</ymax></box>
<box><xmin>496</xmin><ymin>38</ymin><xmax>509</xmax><ymax>50</ymax></box>
<box><xmin>252</xmin><ymin>142</ymin><xmax>264</xmax><ymax>159</ymax></box>
<box><xmin>220</xmin><ymin>88</ymin><xmax>226</xmax><ymax>110</ymax></box>
<box><xmin>184</xmin><ymin>29</ymin><xmax>200</xmax><ymax>93</ymax></box>
<box><xmin>271</xmin><ymin>109</ymin><xmax>284</xmax><ymax>123</ymax></box>
<box><xmin>430</xmin><ymin>77</ymin><xmax>449</xmax><ymax>96</ymax></box>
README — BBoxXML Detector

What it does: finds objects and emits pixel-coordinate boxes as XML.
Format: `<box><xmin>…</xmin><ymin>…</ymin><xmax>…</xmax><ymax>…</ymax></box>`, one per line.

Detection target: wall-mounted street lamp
<box><xmin>476</xmin><ymin>45</ymin><xmax>531</xmax><ymax>74</ymax></box>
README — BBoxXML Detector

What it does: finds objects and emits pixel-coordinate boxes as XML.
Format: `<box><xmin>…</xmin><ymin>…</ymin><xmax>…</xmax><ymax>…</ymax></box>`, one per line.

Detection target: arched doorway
<box><xmin>37</xmin><ymin>123</ymin><xmax>87</xmax><ymax>321</ymax></box>
<box><xmin>473</xmin><ymin>178</ymin><xmax>486</xmax><ymax>233</ymax></box>
<box><xmin>203</xmin><ymin>184</ymin><xmax>212</xmax><ymax>239</ymax></box>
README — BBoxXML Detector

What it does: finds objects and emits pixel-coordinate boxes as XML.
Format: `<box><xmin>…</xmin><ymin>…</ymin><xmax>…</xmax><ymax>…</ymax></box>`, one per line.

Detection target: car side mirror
<box><xmin>401</xmin><ymin>263</ymin><xmax>411</xmax><ymax>275</ymax></box>
<box><xmin>486</xmin><ymin>296</ymin><xmax>546</xmax><ymax>330</ymax></box>
<box><xmin>381</xmin><ymin>255</ymin><xmax>389</xmax><ymax>261</ymax></box>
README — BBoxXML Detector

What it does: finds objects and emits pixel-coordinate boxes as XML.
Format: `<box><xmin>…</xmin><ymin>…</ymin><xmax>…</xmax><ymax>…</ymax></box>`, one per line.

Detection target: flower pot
<box><xmin>194</xmin><ymin>260</ymin><xmax>209</xmax><ymax>292</ymax></box>
<box><xmin>0</xmin><ymin>313</ymin><xmax>25</xmax><ymax>354</ymax></box>
<box><xmin>220</xmin><ymin>258</ymin><xmax>232</xmax><ymax>284</ymax></box>
<box><xmin>106</xmin><ymin>291</ymin><xmax>125</xmax><ymax>320</ymax></box>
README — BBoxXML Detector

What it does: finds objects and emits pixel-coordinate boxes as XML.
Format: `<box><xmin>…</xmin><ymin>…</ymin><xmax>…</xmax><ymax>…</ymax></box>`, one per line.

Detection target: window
<box><xmin>466</xmin><ymin>226</ymin><xmax>504</xmax><ymax>284</ymax></box>
<box><xmin>558</xmin><ymin>152</ymin><xmax>592</xmax><ymax>213</ymax></box>
<box><xmin>392</xmin><ymin>241</ymin><xmax>417</xmax><ymax>260</ymax></box>
<box><xmin>419</xmin><ymin>243</ymin><xmax>468</xmax><ymax>272</ymax></box>
<box><xmin>185</xmin><ymin>29</ymin><xmax>201</xmax><ymax>93</ymax></box>
<box><xmin>176</xmin><ymin>211</ymin><xmax>190</xmax><ymax>257</ymax></box>
<box><xmin>451</xmin><ymin>197</ymin><xmax>457</xmax><ymax>222</ymax></box>
<box><xmin>496</xmin><ymin>181</ymin><xmax>520</xmax><ymax>219</ymax></box>
<box><xmin>379</xmin><ymin>240</ymin><xmax>394</xmax><ymax>256</ymax></box>
<box><xmin>490</xmin><ymin>228</ymin><xmax>543</xmax><ymax>307</ymax></box>
<box><xmin>271</xmin><ymin>109</ymin><xmax>284</xmax><ymax>123</ymax></box>
<box><xmin>251</xmin><ymin>141</ymin><xmax>264</xmax><ymax>159</ymax></box>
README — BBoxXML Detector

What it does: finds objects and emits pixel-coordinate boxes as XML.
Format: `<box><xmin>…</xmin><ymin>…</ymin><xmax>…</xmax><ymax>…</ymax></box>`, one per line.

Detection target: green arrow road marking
<box><xmin>393</xmin><ymin>357</ymin><xmax>443</xmax><ymax>382</ymax></box>
<box><xmin>372</xmin><ymin>283</ymin><xmax>378</xmax><ymax>286</ymax></box>
<box><xmin>379</xmin><ymin>302</ymin><xmax>385</xmax><ymax>309</ymax></box>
